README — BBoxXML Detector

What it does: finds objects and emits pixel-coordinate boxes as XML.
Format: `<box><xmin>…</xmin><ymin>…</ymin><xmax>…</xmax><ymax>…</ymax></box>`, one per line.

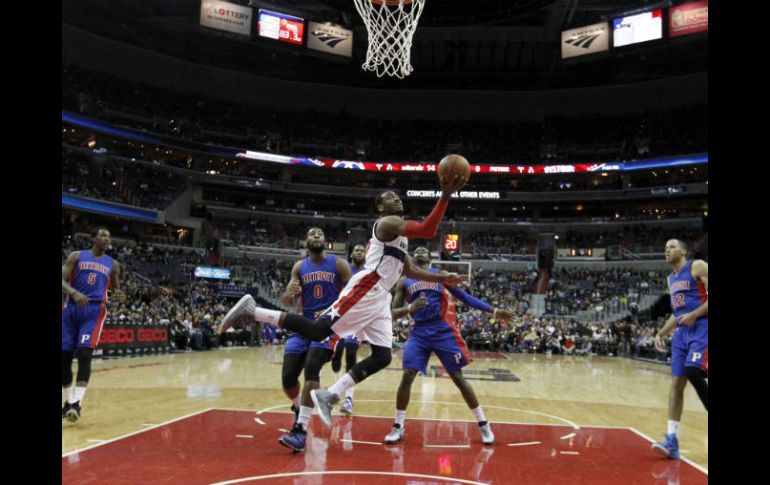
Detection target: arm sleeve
<box><xmin>448</xmin><ymin>287</ymin><xmax>493</xmax><ymax>313</ymax></box>
<box><xmin>402</xmin><ymin>198</ymin><xmax>448</xmax><ymax>239</ymax></box>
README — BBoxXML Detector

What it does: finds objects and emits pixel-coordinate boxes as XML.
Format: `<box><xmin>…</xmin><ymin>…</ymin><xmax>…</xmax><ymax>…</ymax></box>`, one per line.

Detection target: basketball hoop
<box><xmin>353</xmin><ymin>0</ymin><xmax>426</xmax><ymax>79</ymax></box>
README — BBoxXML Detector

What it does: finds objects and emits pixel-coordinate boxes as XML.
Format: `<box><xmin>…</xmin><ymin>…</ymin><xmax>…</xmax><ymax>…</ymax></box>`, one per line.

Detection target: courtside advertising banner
<box><xmin>199</xmin><ymin>0</ymin><xmax>252</xmax><ymax>37</ymax></box>
<box><xmin>561</xmin><ymin>22</ymin><xmax>609</xmax><ymax>59</ymax></box>
<box><xmin>669</xmin><ymin>1</ymin><xmax>708</xmax><ymax>37</ymax></box>
<box><xmin>97</xmin><ymin>322</ymin><xmax>169</xmax><ymax>352</ymax></box>
<box><xmin>307</xmin><ymin>21</ymin><xmax>353</xmax><ymax>57</ymax></box>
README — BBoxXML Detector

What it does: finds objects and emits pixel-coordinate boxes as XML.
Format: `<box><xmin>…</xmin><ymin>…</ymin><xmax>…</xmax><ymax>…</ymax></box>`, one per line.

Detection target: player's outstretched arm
<box><xmin>62</xmin><ymin>251</ymin><xmax>89</xmax><ymax>307</ymax></box>
<box><xmin>375</xmin><ymin>175</ymin><xmax>467</xmax><ymax>242</ymax></box>
<box><xmin>402</xmin><ymin>256</ymin><xmax>461</xmax><ymax>286</ymax></box>
<box><xmin>447</xmin><ymin>286</ymin><xmax>512</xmax><ymax>323</ymax></box>
<box><xmin>110</xmin><ymin>261</ymin><xmax>127</xmax><ymax>304</ymax></box>
<box><xmin>279</xmin><ymin>260</ymin><xmax>304</xmax><ymax>308</ymax></box>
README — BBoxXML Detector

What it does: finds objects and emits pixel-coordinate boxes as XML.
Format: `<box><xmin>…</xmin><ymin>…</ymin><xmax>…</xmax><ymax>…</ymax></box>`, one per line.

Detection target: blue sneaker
<box><xmin>651</xmin><ymin>433</ymin><xmax>680</xmax><ymax>459</ymax></box>
<box><xmin>278</xmin><ymin>423</ymin><xmax>307</xmax><ymax>452</ymax></box>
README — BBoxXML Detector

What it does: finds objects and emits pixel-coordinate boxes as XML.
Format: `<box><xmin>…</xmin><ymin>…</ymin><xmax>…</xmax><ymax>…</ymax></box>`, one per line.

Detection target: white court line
<box><xmin>560</xmin><ymin>432</ymin><xmax>577</xmax><ymax>440</ymax></box>
<box><xmin>627</xmin><ymin>427</ymin><xmax>708</xmax><ymax>475</ymax></box>
<box><xmin>340</xmin><ymin>439</ymin><xmax>381</xmax><ymax>446</ymax></box>
<box><xmin>217</xmin><ymin>401</ymin><xmax>580</xmax><ymax>430</ymax></box>
<box><xmin>85</xmin><ymin>439</ymin><xmax>106</xmax><ymax>444</ymax></box>
<box><xmin>62</xmin><ymin>408</ymin><xmax>214</xmax><ymax>458</ymax></box>
<box><xmin>507</xmin><ymin>441</ymin><xmax>542</xmax><ymax>447</ymax></box>
<box><xmin>215</xmin><ymin>406</ymin><xmax>591</xmax><ymax>433</ymax></box>
<box><xmin>210</xmin><ymin>471</ymin><xmax>487</xmax><ymax>485</ymax></box>
<box><xmin>254</xmin><ymin>418</ymin><xmax>266</xmax><ymax>425</ymax></box>
<box><xmin>140</xmin><ymin>423</ymin><xmax>159</xmax><ymax>427</ymax></box>
<box><xmin>425</xmin><ymin>444</ymin><xmax>471</xmax><ymax>448</ymax></box>
<box><xmin>235</xmin><ymin>435</ymin><xmax>253</xmax><ymax>439</ymax></box>
<box><xmin>560</xmin><ymin>451</ymin><xmax>579</xmax><ymax>455</ymax></box>
<box><xmin>277</xmin><ymin>428</ymin><xmax>289</xmax><ymax>433</ymax></box>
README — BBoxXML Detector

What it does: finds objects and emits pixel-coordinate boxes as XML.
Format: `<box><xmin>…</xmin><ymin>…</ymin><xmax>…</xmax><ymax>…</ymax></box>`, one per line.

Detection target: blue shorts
<box><xmin>284</xmin><ymin>333</ymin><xmax>312</xmax><ymax>356</ymax></box>
<box><xmin>310</xmin><ymin>335</ymin><xmax>338</xmax><ymax>352</ymax></box>
<box><xmin>670</xmin><ymin>318</ymin><xmax>708</xmax><ymax>377</ymax></box>
<box><xmin>62</xmin><ymin>301</ymin><xmax>107</xmax><ymax>351</ymax></box>
<box><xmin>402</xmin><ymin>320</ymin><xmax>472</xmax><ymax>374</ymax></box>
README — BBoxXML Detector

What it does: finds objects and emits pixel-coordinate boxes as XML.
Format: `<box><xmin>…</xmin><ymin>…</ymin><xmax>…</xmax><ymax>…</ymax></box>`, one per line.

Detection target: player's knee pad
<box><xmin>304</xmin><ymin>349</ymin><xmax>329</xmax><ymax>382</ymax></box>
<box><xmin>75</xmin><ymin>348</ymin><xmax>93</xmax><ymax>383</ymax></box>
<box><xmin>344</xmin><ymin>343</ymin><xmax>358</xmax><ymax>371</ymax></box>
<box><xmin>685</xmin><ymin>366</ymin><xmax>707</xmax><ymax>382</ymax></box>
<box><xmin>282</xmin><ymin>353</ymin><xmax>305</xmax><ymax>390</ymax></box>
<box><xmin>349</xmin><ymin>345</ymin><xmax>392</xmax><ymax>381</ymax></box>
<box><xmin>62</xmin><ymin>351</ymin><xmax>74</xmax><ymax>386</ymax></box>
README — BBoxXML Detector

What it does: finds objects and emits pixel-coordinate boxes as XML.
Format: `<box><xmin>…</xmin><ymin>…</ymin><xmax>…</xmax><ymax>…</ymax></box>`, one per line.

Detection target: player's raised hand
<box><xmin>442</xmin><ymin>273</ymin><xmax>462</xmax><ymax>287</ymax></box>
<box><xmin>440</xmin><ymin>174</ymin><xmax>468</xmax><ymax>197</ymax></box>
<box><xmin>493</xmin><ymin>308</ymin><xmax>512</xmax><ymax>323</ymax></box>
<box><xmin>71</xmin><ymin>290</ymin><xmax>89</xmax><ymax>307</ymax></box>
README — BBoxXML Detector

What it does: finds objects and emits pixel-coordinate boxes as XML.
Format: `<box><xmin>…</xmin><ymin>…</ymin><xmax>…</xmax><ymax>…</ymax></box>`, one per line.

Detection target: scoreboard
<box><xmin>444</xmin><ymin>233</ymin><xmax>461</xmax><ymax>253</ymax></box>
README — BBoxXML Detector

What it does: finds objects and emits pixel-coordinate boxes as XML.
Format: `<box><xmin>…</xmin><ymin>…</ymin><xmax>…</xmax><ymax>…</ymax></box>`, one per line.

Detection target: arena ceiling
<box><xmin>62</xmin><ymin>0</ymin><xmax>706</xmax><ymax>90</ymax></box>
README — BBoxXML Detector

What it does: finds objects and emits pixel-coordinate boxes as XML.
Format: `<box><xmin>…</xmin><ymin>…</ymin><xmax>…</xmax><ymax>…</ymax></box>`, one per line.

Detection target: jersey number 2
<box><xmin>314</xmin><ymin>284</ymin><xmax>323</xmax><ymax>299</ymax></box>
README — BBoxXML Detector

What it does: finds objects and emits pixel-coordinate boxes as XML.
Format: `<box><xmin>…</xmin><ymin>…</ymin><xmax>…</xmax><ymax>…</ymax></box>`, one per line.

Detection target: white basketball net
<box><xmin>353</xmin><ymin>0</ymin><xmax>426</xmax><ymax>79</ymax></box>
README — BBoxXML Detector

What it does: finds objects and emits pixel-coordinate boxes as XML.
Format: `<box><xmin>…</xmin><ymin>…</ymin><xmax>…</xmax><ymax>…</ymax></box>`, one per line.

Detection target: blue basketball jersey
<box><xmin>299</xmin><ymin>254</ymin><xmax>342</xmax><ymax>319</ymax></box>
<box><xmin>668</xmin><ymin>260</ymin><xmax>708</xmax><ymax>324</ymax></box>
<box><xmin>69</xmin><ymin>250</ymin><xmax>114</xmax><ymax>303</ymax></box>
<box><xmin>403</xmin><ymin>268</ymin><xmax>456</xmax><ymax>326</ymax></box>
<box><xmin>350</xmin><ymin>263</ymin><xmax>365</xmax><ymax>277</ymax></box>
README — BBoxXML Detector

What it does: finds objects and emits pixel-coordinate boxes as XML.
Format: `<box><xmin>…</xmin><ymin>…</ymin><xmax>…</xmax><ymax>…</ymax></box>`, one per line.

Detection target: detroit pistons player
<box><xmin>276</xmin><ymin>227</ymin><xmax>351</xmax><ymax>452</ymax></box>
<box><xmin>220</xmin><ymin>174</ymin><xmax>467</xmax><ymax>428</ymax></box>
<box><xmin>61</xmin><ymin>227</ymin><xmax>126</xmax><ymax>422</ymax></box>
<box><xmin>384</xmin><ymin>247</ymin><xmax>512</xmax><ymax>445</ymax></box>
<box><xmin>652</xmin><ymin>239</ymin><xmax>708</xmax><ymax>459</ymax></box>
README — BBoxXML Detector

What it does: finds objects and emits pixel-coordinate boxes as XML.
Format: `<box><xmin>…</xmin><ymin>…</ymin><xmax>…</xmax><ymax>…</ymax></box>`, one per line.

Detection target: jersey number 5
<box><xmin>314</xmin><ymin>284</ymin><xmax>323</xmax><ymax>299</ymax></box>
<box><xmin>87</xmin><ymin>273</ymin><xmax>97</xmax><ymax>285</ymax></box>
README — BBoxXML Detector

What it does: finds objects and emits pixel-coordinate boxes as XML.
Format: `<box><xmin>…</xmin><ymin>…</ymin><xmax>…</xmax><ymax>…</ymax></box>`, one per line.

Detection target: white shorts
<box><xmin>328</xmin><ymin>271</ymin><xmax>393</xmax><ymax>348</ymax></box>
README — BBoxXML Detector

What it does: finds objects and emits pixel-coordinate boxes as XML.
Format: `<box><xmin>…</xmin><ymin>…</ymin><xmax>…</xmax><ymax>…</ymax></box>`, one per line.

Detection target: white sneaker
<box><xmin>479</xmin><ymin>421</ymin><xmax>495</xmax><ymax>445</ymax></box>
<box><xmin>219</xmin><ymin>294</ymin><xmax>256</xmax><ymax>332</ymax></box>
<box><xmin>384</xmin><ymin>424</ymin><xmax>405</xmax><ymax>444</ymax></box>
<box><xmin>310</xmin><ymin>388</ymin><xmax>340</xmax><ymax>428</ymax></box>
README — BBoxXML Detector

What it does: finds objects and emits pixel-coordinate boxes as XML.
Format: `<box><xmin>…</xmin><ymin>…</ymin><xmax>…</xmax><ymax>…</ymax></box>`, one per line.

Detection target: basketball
<box><xmin>438</xmin><ymin>154</ymin><xmax>471</xmax><ymax>184</ymax></box>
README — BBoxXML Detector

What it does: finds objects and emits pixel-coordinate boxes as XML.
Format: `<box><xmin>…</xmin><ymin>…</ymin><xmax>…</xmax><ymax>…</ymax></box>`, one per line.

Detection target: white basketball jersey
<box><xmin>362</xmin><ymin>219</ymin><xmax>409</xmax><ymax>291</ymax></box>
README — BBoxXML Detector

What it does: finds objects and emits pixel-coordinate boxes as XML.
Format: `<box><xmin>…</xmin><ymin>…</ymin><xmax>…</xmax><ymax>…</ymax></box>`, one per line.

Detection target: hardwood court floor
<box><xmin>62</xmin><ymin>345</ymin><xmax>708</xmax><ymax>472</ymax></box>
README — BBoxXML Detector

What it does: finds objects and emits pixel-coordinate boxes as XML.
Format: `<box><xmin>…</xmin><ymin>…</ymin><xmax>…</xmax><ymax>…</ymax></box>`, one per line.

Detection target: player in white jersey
<box><xmin>222</xmin><ymin>173</ymin><xmax>466</xmax><ymax>428</ymax></box>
